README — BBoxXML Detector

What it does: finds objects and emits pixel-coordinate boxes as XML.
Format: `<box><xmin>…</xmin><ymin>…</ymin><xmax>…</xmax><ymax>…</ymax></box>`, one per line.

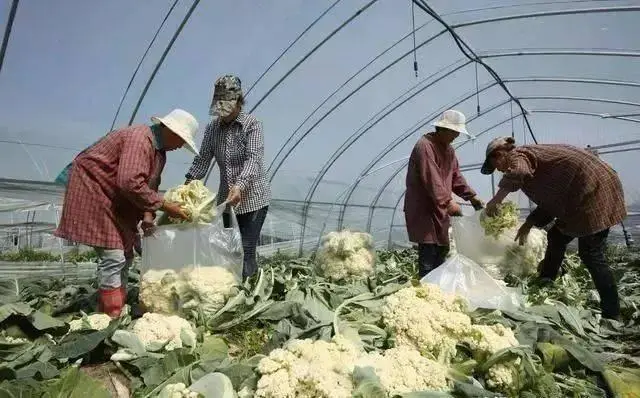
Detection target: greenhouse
<box><xmin>0</xmin><ymin>1</ymin><xmax>639</xmax><ymax>397</ymax></box>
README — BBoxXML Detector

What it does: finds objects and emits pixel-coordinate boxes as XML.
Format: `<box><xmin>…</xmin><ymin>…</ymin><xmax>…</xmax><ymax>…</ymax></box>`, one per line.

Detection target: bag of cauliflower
<box><xmin>140</xmin><ymin>203</ymin><xmax>243</xmax><ymax>316</ymax></box>
<box><xmin>451</xmin><ymin>211</ymin><xmax>547</xmax><ymax>279</ymax></box>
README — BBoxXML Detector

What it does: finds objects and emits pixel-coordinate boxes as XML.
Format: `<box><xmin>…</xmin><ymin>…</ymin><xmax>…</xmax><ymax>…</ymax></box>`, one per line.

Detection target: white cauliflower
<box><xmin>485</xmin><ymin>359</ymin><xmax>521</xmax><ymax>396</ymax></box>
<box><xmin>255</xmin><ymin>335</ymin><xmax>362</xmax><ymax>398</ymax></box>
<box><xmin>158</xmin><ymin>383</ymin><xmax>200</xmax><ymax>398</ymax></box>
<box><xmin>316</xmin><ymin>230</ymin><xmax>375</xmax><ymax>282</ymax></box>
<box><xmin>382</xmin><ymin>285</ymin><xmax>519</xmax><ymax>364</ymax></box>
<box><xmin>139</xmin><ymin>266</ymin><xmax>238</xmax><ymax>317</ymax></box>
<box><xmin>131</xmin><ymin>313</ymin><xmax>196</xmax><ymax>351</ymax></box>
<box><xmin>382</xmin><ymin>284</ymin><xmax>471</xmax><ymax>362</ymax></box>
<box><xmin>356</xmin><ymin>346</ymin><xmax>450</xmax><ymax>394</ymax></box>
<box><xmin>139</xmin><ymin>269</ymin><xmax>184</xmax><ymax>314</ymax></box>
<box><xmin>180</xmin><ymin>266</ymin><xmax>239</xmax><ymax>315</ymax></box>
<box><xmin>462</xmin><ymin>324</ymin><xmax>519</xmax><ymax>360</ymax></box>
<box><xmin>161</xmin><ymin>180</ymin><xmax>217</xmax><ymax>224</ymax></box>
<box><xmin>480</xmin><ymin>201</ymin><xmax>519</xmax><ymax>239</ymax></box>
<box><xmin>499</xmin><ymin>227</ymin><xmax>547</xmax><ymax>277</ymax></box>
<box><xmin>69</xmin><ymin>313</ymin><xmax>112</xmax><ymax>331</ymax></box>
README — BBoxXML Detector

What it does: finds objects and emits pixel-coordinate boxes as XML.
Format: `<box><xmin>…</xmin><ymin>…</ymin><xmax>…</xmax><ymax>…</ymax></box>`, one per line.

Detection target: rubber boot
<box><xmin>99</xmin><ymin>287</ymin><xmax>124</xmax><ymax>318</ymax></box>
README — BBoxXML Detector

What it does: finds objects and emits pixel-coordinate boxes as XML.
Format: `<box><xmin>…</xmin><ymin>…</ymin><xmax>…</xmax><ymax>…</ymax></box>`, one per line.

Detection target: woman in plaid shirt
<box><xmin>482</xmin><ymin>137</ymin><xmax>626</xmax><ymax>320</ymax></box>
<box><xmin>186</xmin><ymin>75</ymin><xmax>271</xmax><ymax>280</ymax></box>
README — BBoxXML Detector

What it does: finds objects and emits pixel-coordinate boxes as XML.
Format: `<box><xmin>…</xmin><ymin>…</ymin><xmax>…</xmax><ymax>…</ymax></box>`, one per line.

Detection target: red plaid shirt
<box><xmin>404</xmin><ymin>134</ymin><xmax>476</xmax><ymax>245</ymax></box>
<box><xmin>499</xmin><ymin>144</ymin><xmax>627</xmax><ymax>237</ymax></box>
<box><xmin>55</xmin><ymin>126</ymin><xmax>165</xmax><ymax>251</ymax></box>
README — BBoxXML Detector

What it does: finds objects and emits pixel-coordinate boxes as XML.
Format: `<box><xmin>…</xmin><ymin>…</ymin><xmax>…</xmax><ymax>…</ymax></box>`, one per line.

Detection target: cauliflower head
<box><xmin>69</xmin><ymin>313</ymin><xmax>112</xmax><ymax>332</ymax></box>
<box><xmin>180</xmin><ymin>266</ymin><xmax>238</xmax><ymax>315</ymax></box>
<box><xmin>316</xmin><ymin>230</ymin><xmax>375</xmax><ymax>282</ymax></box>
<box><xmin>255</xmin><ymin>335</ymin><xmax>362</xmax><ymax>398</ymax></box>
<box><xmin>382</xmin><ymin>285</ymin><xmax>519</xmax><ymax>365</ymax></box>
<box><xmin>356</xmin><ymin>346</ymin><xmax>450</xmax><ymax>395</ymax></box>
<box><xmin>131</xmin><ymin>313</ymin><xmax>196</xmax><ymax>351</ymax></box>
<box><xmin>139</xmin><ymin>266</ymin><xmax>238</xmax><ymax>317</ymax></box>
<box><xmin>382</xmin><ymin>284</ymin><xmax>471</xmax><ymax>362</ymax></box>
<box><xmin>499</xmin><ymin>227</ymin><xmax>547</xmax><ymax>277</ymax></box>
<box><xmin>158</xmin><ymin>383</ymin><xmax>200</xmax><ymax>398</ymax></box>
<box><xmin>162</xmin><ymin>180</ymin><xmax>217</xmax><ymax>224</ymax></box>
<box><xmin>480</xmin><ymin>201</ymin><xmax>519</xmax><ymax>239</ymax></box>
<box><xmin>139</xmin><ymin>269</ymin><xmax>185</xmax><ymax>314</ymax></box>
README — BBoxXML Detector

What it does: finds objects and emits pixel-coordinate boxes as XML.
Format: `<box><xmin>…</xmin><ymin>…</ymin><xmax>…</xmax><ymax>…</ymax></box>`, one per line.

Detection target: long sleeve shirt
<box><xmin>186</xmin><ymin>112</ymin><xmax>271</xmax><ymax>214</ymax></box>
<box><xmin>404</xmin><ymin>134</ymin><xmax>476</xmax><ymax>245</ymax></box>
<box><xmin>55</xmin><ymin>126</ymin><xmax>166</xmax><ymax>251</ymax></box>
<box><xmin>498</xmin><ymin>144</ymin><xmax>626</xmax><ymax>237</ymax></box>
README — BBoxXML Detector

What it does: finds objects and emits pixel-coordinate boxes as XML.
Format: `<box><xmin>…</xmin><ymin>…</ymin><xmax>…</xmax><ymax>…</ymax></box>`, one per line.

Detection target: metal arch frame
<box><xmin>263</xmin><ymin>0</ymin><xmax>573</xmax><ymax>176</ymax></box>
<box><xmin>366</xmin><ymin>94</ymin><xmax>640</xmax><ymax>232</ymax></box>
<box><xmin>385</xmin><ymin>110</ymin><xmax>640</xmax><ymax>247</ymax></box>
<box><xmin>296</xmin><ymin>76</ymin><xmax>640</xmax><ymax>253</ymax></box>
<box><xmin>337</xmin><ymin>77</ymin><xmax>640</xmax><ymax>232</ymax></box>
<box><xmin>267</xmin><ymin>5</ymin><xmax>640</xmax><ymax>180</ymax></box>
<box><xmin>297</xmin><ymin>50</ymin><xmax>640</xmax><ymax>242</ymax></box>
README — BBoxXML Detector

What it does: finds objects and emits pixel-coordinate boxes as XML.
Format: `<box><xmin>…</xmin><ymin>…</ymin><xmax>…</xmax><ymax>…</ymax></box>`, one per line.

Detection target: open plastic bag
<box><xmin>421</xmin><ymin>253</ymin><xmax>523</xmax><ymax>312</ymax></box>
<box><xmin>138</xmin><ymin>204</ymin><xmax>244</xmax><ymax>316</ymax></box>
<box><xmin>451</xmin><ymin>211</ymin><xmax>547</xmax><ymax>279</ymax></box>
<box><xmin>141</xmin><ymin>204</ymin><xmax>243</xmax><ymax>279</ymax></box>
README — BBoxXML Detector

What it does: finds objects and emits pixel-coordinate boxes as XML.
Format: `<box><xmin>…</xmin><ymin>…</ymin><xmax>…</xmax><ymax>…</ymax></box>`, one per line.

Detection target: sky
<box><xmin>1</xmin><ymin>0</ymin><xmax>640</xmax><ymax>241</ymax></box>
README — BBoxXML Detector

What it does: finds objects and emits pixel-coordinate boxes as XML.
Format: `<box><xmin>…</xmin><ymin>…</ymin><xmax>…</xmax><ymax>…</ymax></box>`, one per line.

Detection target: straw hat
<box><xmin>151</xmin><ymin>109</ymin><xmax>199</xmax><ymax>155</ymax></box>
<box><xmin>433</xmin><ymin>109</ymin><xmax>470</xmax><ymax>137</ymax></box>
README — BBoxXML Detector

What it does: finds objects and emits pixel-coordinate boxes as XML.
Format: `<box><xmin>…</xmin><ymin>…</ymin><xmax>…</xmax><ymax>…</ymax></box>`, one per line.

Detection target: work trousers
<box><xmin>417</xmin><ymin>243</ymin><xmax>449</xmax><ymax>278</ymax></box>
<box><xmin>224</xmin><ymin>206</ymin><xmax>269</xmax><ymax>280</ymax></box>
<box><xmin>94</xmin><ymin>248</ymin><xmax>133</xmax><ymax>290</ymax></box>
<box><xmin>539</xmin><ymin>226</ymin><xmax>620</xmax><ymax>319</ymax></box>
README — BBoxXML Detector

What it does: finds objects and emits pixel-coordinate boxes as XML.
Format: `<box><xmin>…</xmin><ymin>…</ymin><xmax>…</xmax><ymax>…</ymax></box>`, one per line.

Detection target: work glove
<box><xmin>470</xmin><ymin>196</ymin><xmax>484</xmax><ymax>211</ymax></box>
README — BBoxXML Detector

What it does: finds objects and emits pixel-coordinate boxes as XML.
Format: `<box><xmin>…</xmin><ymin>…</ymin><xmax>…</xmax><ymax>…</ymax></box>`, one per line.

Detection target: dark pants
<box><xmin>224</xmin><ymin>206</ymin><xmax>269</xmax><ymax>280</ymax></box>
<box><xmin>417</xmin><ymin>244</ymin><xmax>449</xmax><ymax>278</ymax></box>
<box><xmin>540</xmin><ymin>226</ymin><xmax>620</xmax><ymax>319</ymax></box>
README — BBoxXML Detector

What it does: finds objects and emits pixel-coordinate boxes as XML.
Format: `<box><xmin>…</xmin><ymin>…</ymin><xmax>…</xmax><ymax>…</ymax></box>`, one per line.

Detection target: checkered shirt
<box><xmin>55</xmin><ymin>126</ymin><xmax>166</xmax><ymax>251</ymax></box>
<box><xmin>498</xmin><ymin>144</ymin><xmax>627</xmax><ymax>237</ymax></box>
<box><xmin>186</xmin><ymin>112</ymin><xmax>271</xmax><ymax>214</ymax></box>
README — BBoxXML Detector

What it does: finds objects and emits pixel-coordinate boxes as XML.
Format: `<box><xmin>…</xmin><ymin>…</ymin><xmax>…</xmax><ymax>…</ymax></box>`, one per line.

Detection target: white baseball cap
<box><xmin>151</xmin><ymin>109</ymin><xmax>199</xmax><ymax>155</ymax></box>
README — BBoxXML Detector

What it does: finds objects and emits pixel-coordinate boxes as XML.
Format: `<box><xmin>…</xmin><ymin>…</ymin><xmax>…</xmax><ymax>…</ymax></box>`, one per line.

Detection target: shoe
<box><xmin>99</xmin><ymin>287</ymin><xmax>124</xmax><ymax>318</ymax></box>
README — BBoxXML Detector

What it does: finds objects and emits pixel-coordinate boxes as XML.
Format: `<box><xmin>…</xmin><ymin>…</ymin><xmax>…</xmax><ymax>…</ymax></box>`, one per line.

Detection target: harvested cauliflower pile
<box><xmin>315</xmin><ymin>230</ymin><xmax>375</xmax><ymax>282</ymax></box>
<box><xmin>160</xmin><ymin>180</ymin><xmax>217</xmax><ymax>224</ymax></box>
<box><xmin>254</xmin><ymin>335</ymin><xmax>449</xmax><ymax>397</ymax></box>
<box><xmin>382</xmin><ymin>285</ymin><xmax>519</xmax><ymax>362</ymax></box>
<box><xmin>480</xmin><ymin>201</ymin><xmax>519</xmax><ymax>239</ymax></box>
<box><xmin>139</xmin><ymin>266</ymin><xmax>238</xmax><ymax>317</ymax></box>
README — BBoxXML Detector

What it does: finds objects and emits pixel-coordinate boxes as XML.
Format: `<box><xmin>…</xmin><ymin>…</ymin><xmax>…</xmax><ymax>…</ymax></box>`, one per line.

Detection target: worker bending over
<box><xmin>482</xmin><ymin>137</ymin><xmax>626</xmax><ymax>320</ymax></box>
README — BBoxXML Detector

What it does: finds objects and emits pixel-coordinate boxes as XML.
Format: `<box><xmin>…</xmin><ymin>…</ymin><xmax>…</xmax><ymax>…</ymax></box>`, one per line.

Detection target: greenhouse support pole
<box><xmin>0</xmin><ymin>0</ymin><xmax>19</xmax><ymax>76</ymax></box>
<box><xmin>128</xmin><ymin>0</ymin><xmax>202</xmax><ymax>125</ymax></box>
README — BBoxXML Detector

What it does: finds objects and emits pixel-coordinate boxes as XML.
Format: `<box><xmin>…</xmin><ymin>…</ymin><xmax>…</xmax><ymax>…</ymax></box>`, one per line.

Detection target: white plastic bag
<box><xmin>421</xmin><ymin>253</ymin><xmax>523</xmax><ymax>312</ymax></box>
<box><xmin>451</xmin><ymin>212</ymin><xmax>547</xmax><ymax>279</ymax></box>
<box><xmin>141</xmin><ymin>204</ymin><xmax>244</xmax><ymax>280</ymax></box>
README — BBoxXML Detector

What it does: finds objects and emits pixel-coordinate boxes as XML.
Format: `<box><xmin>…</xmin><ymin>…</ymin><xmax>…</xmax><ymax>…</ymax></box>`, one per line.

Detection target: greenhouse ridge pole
<box><xmin>411</xmin><ymin>0</ymin><xmax>538</xmax><ymax>145</ymax></box>
<box><xmin>269</xmin><ymin>6</ymin><xmax>640</xmax><ymax>182</ymax></box>
<box><xmin>0</xmin><ymin>0</ymin><xmax>19</xmax><ymax>76</ymax></box>
<box><xmin>128</xmin><ymin>0</ymin><xmax>201</xmax><ymax>125</ymax></box>
<box><xmin>109</xmin><ymin>0</ymin><xmax>180</xmax><ymax>132</ymax></box>
<box><xmin>245</xmin><ymin>0</ymin><xmax>342</xmax><ymax>97</ymax></box>
<box><xmin>248</xmin><ymin>0</ymin><xmax>379</xmax><ymax>113</ymax></box>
